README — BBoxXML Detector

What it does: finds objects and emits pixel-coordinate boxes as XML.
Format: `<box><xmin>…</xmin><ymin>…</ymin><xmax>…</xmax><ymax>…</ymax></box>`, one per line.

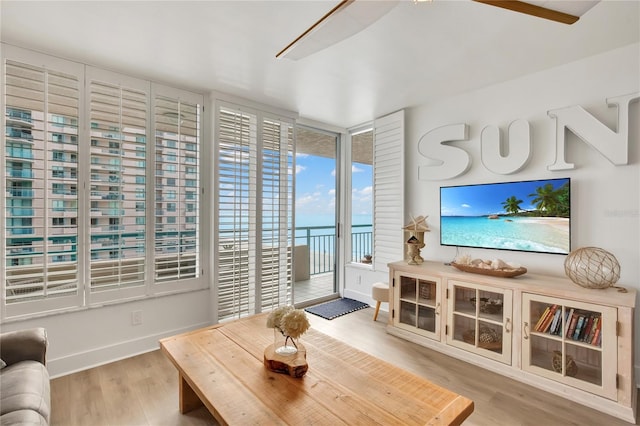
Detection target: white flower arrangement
<box><xmin>266</xmin><ymin>306</ymin><xmax>310</xmax><ymax>349</ymax></box>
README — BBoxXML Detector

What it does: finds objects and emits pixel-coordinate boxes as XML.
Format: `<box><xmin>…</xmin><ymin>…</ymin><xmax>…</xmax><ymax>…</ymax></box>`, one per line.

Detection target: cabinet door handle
<box><xmin>435</xmin><ymin>302</ymin><xmax>441</xmax><ymax>315</ymax></box>
<box><xmin>523</xmin><ymin>321</ymin><xmax>529</xmax><ymax>340</ymax></box>
<box><xmin>505</xmin><ymin>318</ymin><xmax>511</xmax><ymax>333</ymax></box>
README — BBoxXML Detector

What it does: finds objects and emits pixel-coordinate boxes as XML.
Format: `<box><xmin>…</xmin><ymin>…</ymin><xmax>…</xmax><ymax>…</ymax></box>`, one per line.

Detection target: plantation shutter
<box><xmin>217</xmin><ymin>106</ymin><xmax>258</xmax><ymax>320</ymax></box>
<box><xmin>153</xmin><ymin>87</ymin><xmax>202</xmax><ymax>286</ymax></box>
<box><xmin>216</xmin><ymin>103</ymin><xmax>293</xmax><ymax>321</ymax></box>
<box><xmin>3</xmin><ymin>56</ymin><xmax>83</xmax><ymax>316</ymax></box>
<box><xmin>87</xmin><ymin>69</ymin><xmax>148</xmax><ymax>302</ymax></box>
<box><xmin>373</xmin><ymin>110</ymin><xmax>404</xmax><ymax>272</ymax></box>
<box><xmin>259</xmin><ymin>118</ymin><xmax>293</xmax><ymax>311</ymax></box>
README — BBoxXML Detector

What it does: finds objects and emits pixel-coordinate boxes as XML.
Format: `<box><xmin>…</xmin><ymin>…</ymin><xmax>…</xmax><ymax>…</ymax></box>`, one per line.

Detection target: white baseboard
<box><xmin>342</xmin><ymin>288</ymin><xmax>388</xmax><ymax>312</ymax></box>
<box><xmin>48</xmin><ymin>321</ymin><xmax>211</xmax><ymax>378</ymax></box>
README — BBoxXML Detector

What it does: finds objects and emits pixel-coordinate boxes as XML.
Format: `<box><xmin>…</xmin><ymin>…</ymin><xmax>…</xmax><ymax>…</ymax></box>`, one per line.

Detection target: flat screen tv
<box><xmin>440</xmin><ymin>178</ymin><xmax>571</xmax><ymax>255</ymax></box>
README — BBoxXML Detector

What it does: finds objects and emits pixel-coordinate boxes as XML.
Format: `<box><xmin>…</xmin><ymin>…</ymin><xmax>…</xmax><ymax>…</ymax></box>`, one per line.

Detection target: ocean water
<box><xmin>441</xmin><ymin>216</ymin><xmax>570</xmax><ymax>254</ymax></box>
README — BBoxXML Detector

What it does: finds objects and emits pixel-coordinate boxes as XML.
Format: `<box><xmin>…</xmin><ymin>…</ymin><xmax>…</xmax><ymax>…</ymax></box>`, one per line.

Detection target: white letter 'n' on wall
<box><xmin>547</xmin><ymin>93</ymin><xmax>640</xmax><ymax>170</ymax></box>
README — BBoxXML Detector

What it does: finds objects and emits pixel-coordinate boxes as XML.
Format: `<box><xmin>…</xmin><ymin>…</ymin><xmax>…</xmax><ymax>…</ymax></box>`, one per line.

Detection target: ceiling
<box><xmin>1</xmin><ymin>1</ymin><xmax>638</xmax><ymax>129</ymax></box>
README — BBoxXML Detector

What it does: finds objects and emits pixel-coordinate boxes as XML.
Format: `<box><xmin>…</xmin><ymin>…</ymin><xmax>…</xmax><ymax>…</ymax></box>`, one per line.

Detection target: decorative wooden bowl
<box><xmin>451</xmin><ymin>262</ymin><xmax>527</xmax><ymax>278</ymax></box>
<box><xmin>264</xmin><ymin>343</ymin><xmax>308</xmax><ymax>378</ymax></box>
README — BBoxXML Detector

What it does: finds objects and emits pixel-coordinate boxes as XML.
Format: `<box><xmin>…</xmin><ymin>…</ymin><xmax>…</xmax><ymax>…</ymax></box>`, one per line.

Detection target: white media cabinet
<box><xmin>387</xmin><ymin>260</ymin><xmax>637</xmax><ymax>423</ymax></box>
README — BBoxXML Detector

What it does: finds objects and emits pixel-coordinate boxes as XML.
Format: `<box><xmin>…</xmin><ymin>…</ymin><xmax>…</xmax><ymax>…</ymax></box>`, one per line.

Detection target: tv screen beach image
<box><xmin>440</xmin><ymin>178</ymin><xmax>570</xmax><ymax>254</ymax></box>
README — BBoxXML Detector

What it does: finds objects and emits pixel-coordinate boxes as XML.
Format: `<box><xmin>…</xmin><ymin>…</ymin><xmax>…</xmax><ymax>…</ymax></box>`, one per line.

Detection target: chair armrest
<box><xmin>0</xmin><ymin>327</ymin><xmax>47</xmax><ymax>366</ymax></box>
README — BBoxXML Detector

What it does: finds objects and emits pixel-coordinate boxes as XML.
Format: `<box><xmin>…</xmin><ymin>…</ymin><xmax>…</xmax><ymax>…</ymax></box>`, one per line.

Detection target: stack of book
<box><xmin>533</xmin><ymin>305</ymin><xmax>602</xmax><ymax>346</ymax></box>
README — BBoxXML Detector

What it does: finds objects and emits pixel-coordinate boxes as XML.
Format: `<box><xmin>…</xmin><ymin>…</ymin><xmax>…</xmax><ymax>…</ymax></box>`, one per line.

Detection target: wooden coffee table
<box><xmin>160</xmin><ymin>314</ymin><xmax>473</xmax><ymax>425</ymax></box>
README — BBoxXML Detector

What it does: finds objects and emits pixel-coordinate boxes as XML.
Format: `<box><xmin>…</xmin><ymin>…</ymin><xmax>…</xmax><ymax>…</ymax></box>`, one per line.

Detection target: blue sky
<box><xmin>295</xmin><ymin>153</ymin><xmax>372</xmax><ymax>218</ymax></box>
<box><xmin>440</xmin><ymin>178</ymin><xmax>569</xmax><ymax>217</ymax></box>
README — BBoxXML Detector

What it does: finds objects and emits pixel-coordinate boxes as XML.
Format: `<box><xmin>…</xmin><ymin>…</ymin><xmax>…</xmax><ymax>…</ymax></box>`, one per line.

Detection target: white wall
<box><xmin>344</xmin><ymin>264</ymin><xmax>389</xmax><ymax>307</ymax></box>
<box><xmin>404</xmin><ymin>43</ymin><xmax>639</xmax><ymax>375</ymax></box>
<box><xmin>1</xmin><ymin>290</ymin><xmax>212</xmax><ymax>378</ymax></box>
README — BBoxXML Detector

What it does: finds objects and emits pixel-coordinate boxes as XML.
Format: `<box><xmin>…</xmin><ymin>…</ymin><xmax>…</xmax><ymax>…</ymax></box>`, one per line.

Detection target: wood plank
<box><xmin>161</xmin><ymin>331</ymin><xmax>284</xmax><ymax>425</ymax></box>
<box><xmin>162</xmin><ymin>313</ymin><xmax>473</xmax><ymax>425</ymax></box>
<box><xmin>179</xmin><ymin>374</ymin><xmax>203</xmax><ymax>414</ymax></box>
<box><xmin>192</xmin><ymin>329</ymin><xmax>350</xmax><ymax>425</ymax></box>
<box><xmin>220</xmin><ymin>313</ymin><xmax>471</xmax><ymax>416</ymax></box>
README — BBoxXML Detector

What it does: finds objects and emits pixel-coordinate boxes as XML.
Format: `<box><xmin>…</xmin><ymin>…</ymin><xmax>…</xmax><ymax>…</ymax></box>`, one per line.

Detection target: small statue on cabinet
<box><xmin>404</xmin><ymin>215</ymin><xmax>429</xmax><ymax>265</ymax></box>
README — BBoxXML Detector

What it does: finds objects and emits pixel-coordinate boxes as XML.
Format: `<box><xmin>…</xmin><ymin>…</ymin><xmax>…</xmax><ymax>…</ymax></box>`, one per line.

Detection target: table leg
<box><xmin>179</xmin><ymin>373</ymin><xmax>203</xmax><ymax>414</ymax></box>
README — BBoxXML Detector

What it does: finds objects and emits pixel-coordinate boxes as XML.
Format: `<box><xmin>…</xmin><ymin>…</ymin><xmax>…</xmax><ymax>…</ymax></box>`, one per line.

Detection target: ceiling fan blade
<box><xmin>472</xmin><ymin>0</ymin><xmax>581</xmax><ymax>24</ymax></box>
<box><xmin>277</xmin><ymin>0</ymin><xmax>353</xmax><ymax>59</ymax></box>
<box><xmin>276</xmin><ymin>0</ymin><xmax>399</xmax><ymax>60</ymax></box>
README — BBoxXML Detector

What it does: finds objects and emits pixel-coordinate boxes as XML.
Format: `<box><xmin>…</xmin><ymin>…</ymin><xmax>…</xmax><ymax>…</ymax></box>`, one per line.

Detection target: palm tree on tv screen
<box><xmin>501</xmin><ymin>196</ymin><xmax>523</xmax><ymax>215</ymax></box>
<box><xmin>529</xmin><ymin>183</ymin><xmax>569</xmax><ymax>217</ymax></box>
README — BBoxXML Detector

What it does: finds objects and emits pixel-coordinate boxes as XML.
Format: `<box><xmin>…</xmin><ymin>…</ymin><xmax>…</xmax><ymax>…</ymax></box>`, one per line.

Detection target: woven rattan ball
<box><xmin>564</xmin><ymin>247</ymin><xmax>620</xmax><ymax>289</ymax></box>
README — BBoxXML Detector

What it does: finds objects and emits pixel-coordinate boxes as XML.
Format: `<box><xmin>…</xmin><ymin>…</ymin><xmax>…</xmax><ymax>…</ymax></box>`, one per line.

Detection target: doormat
<box><xmin>305</xmin><ymin>298</ymin><xmax>369</xmax><ymax>320</ymax></box>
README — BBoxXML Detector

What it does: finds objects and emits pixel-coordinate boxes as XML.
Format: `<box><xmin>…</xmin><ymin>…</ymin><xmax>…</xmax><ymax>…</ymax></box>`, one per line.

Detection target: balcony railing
<box><xmin>295</xmin><ymin>224</ymin><xmax>372</xmax><ymax>276</ymax></box>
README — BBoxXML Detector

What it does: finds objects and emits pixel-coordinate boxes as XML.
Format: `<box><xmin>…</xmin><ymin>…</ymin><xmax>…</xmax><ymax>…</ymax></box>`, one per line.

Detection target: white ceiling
<box><xmin>1</xmin><ymin>0</ymin><xmax>638</xmax><ymax>128</ymax></box>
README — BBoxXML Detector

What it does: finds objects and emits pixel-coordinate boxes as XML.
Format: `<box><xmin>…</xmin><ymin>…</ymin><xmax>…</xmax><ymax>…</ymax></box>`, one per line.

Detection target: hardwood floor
<box><xmin>51</xmin><ymin>307</ymin><xmax>638</xmax><ymax>425</ymax></box>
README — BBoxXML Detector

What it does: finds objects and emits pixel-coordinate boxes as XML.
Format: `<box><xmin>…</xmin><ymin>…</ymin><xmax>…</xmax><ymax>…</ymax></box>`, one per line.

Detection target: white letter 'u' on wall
<box><xmin>418</xmin><ymin>123</ymin><xmax>470</xmax><ymax>181</ymax></box>
<box><xmin>547</xmin><ymin>92</ymin><xmax>640</xmax><ymax>171</ymax></box>
<box><xmin>480</xmin><ymin>119</ymin><xmax>531</xmax><ymax>175</ymax></box>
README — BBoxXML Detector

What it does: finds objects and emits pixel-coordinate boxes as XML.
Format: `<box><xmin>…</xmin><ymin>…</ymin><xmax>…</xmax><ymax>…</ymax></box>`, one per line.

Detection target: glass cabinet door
<box><xmin>395</xmin><ymin>273</ymin><xmax>441</xmax><ymax>340</ymax></box>
<box><xmin>447</xmin><ymin>280</ymin><xmax>512</xmax><ymax>364</ymax></box>
<box><xmin>522</xmin><ymin>293</ymin><xmax>617</xmax><ymax>399</ymax></box>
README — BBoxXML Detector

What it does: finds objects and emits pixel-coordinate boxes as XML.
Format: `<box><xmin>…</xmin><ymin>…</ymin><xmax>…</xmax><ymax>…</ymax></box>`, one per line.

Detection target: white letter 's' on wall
<box><xmin>418</xmin><ymin>124</ymin><xmax>470</xmax><ymax>180</ymax></box>
<box><xmin>547</xmin><ymin>92</ymin><xmax>640</xmax><ymax>170</ymax></box>
<box><xmin>480</xmin><ymin>119</ymin><xmax>531</xmax><ymax>175</ymax></box>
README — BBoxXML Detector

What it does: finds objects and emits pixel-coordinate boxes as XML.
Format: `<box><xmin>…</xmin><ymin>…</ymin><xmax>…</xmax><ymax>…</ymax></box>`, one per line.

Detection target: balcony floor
<box><xmin>293</xmin><ymin>272</ymin><xmax>336</xmax><ymax>305</ymax></box>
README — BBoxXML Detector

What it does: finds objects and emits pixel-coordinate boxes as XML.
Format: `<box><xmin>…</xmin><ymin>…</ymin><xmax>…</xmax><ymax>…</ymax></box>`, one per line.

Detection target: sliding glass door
<box><xmin>293</xmin><ymin>126</ymin><xmax>339</xmax><ymax>305</ymax></box>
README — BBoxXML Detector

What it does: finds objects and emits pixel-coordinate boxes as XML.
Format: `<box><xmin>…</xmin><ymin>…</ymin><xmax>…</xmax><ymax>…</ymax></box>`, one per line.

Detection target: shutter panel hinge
<box><xmin>446</xmin><ymin>288</ymin><xmax>449</xmax><ymax>299</ymax></box>
<box><xmin>616</xmin><ymin>374</ymin><xmax>620</xmax><ymax>389</ymax></box>
<box><xmin>445</xmin><ymin>325</ymin><xmax>448</xmax><ymax>335</ymax></box>
<box><xmin>392</xmin><ymin>309</ymin><xmax>395</xmax><ymax>319</ymax></box>
<box><xmin>616</xmin><ymin>321</ymin><xmax>621</xmax><ymax>336</ymax></box>
<box><xmin>392</xmin><ymin>278</ymin><xmax>395</xmax><ymax>287</ymax></box>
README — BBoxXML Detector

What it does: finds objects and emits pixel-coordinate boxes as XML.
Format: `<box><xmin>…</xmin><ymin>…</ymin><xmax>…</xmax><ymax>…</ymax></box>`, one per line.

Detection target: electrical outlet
<box><xmin>131</xmin><ymin>310</ymin><xmax>143</xmax><ymax>326</ymax></box>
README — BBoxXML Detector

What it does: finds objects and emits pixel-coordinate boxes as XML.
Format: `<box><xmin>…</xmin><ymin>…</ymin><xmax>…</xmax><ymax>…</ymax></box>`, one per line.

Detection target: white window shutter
<box><xmin>87</xmin><ymin>68</ymin><xmax>149</xmax><ymax>303</ymax></box>
<box><xmin>373</xmin><ymin>110</ymin><xmax>404</xmax><ymax>273</ymax></box>
<box><xmin>3</xmin><ymin>51</ymin><xmax>84</xmax><ymax>318</ymax></box>
<box><xmin>215</xmin><ymin>103</ymin><xmax>293</xmax><ymax>322</ymax></box>
<box><xmin>2</xmin><ymin>46</ymin><xmax>205</xmax><ymax>319</ymax></box>
<box><xmin>153</xmin><ymin>89</ymin><xmax>201</xmax><ymax>286</ymax></box>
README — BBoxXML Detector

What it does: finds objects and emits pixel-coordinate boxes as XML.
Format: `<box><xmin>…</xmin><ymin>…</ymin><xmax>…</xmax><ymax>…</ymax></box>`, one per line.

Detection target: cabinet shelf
<box><xmin>399</xmin><ymin>296</ymin><xmax>437</xmax><ymax>308</ymax></box>
<box><xmin>530</xmin><ymin>331</ymin><xmax>604</xmax><ymax>351</ymax></box>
